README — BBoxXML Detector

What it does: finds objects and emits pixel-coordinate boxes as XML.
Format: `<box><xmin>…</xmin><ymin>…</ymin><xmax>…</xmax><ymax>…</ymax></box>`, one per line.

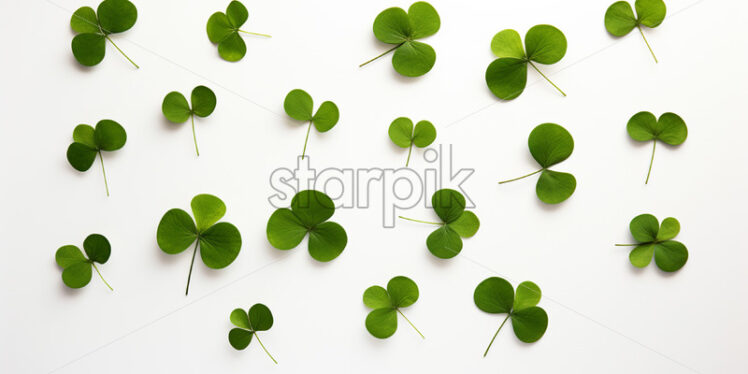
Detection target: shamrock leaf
<box><xmin>70</xmin><ymin>0</ymin><xmax>139</xmax><ymax>68</ymax></box>
<box><xmin>474</xmin><ymin>277</ymin><xmax>548</xmax><ymax>356</ymax></box>
<box><xmin>605</xmin><ymin>0</ymin><xmax>666</xmax><ymax>62</ymax></box>
<box><xmin>283</xmin><ymin>89</ymin><xmax>340</xmax><ymax>160</ymax></box>
<box><xmin>616</xmin><ymin>214</ymin><xmax>688</xmax><ymax>272</ymax></box>
<box><xmin>363</xmin><ymin>276</ymin><xmax>424</xmax><ymax>339</ymax></box>
<box><xmin>157</xmin><ymin>194</ymin><xmax>242</xmax><ymax>295</ymax></box>
<box><xmin>399</xmin><ymin>189</ymin><xmax>480</xmax><ymax>259</ymax></box>
<box><xmin>485</xmin><ymin>25</ymin><xmax>567</xmax><ymax>100</ymax></box>
<box><xmin>228</xmin><ymin>303</ymin><xmax>277</xmax><ymax>363</ymax></box>
<box><xmin>359</xmin><ymin>2</ymin><xmax>440</xmax><ymax>77</ymax></box>
<box><xmin>55</xmin><ymin>234</ymin><xmax>113</xmax><ymax>290</ymax></box>
<box><xmin>266</xmin><ymin>190</ymin><xmax>347</xmax><ymax>262</ymax></box>
<box><xmin>499</xmin><ymin>123</ymin><xmax>576</xmax><ymax>204</ymax></box>
<box><xmin>626</xmin><ymin>111</ymin><xmax>687</xmax><ymax>184</ymax></box>
<box><xmin>206</xmin><ymin>0</ymin><xmax>271</xmax><ymax>62</ymax></box>
<box><xmin>162</xmin><ymin>86</ymin><xmax>217</xmax><ymax>156</ymax></box>
<box><xmin>66</xmin><ymin>120</ymin><xmax>127</xmax><ymax>197</ymax></box>
<box><xmin>388</xmin><ymin>117</ymin><xmax>436</xmax><ymax>167</ymax></box>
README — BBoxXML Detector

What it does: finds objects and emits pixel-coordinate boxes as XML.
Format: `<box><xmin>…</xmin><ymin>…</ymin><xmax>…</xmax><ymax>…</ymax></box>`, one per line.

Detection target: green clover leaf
<box><xmin>616</xmin><ymin>214</ymin><xmax>688</xmax><ymax>272</ymax></box>
<box><xmin>157</xmin><ymin>194</ymin><xmax>242</xmax><ymax>295</ymax></box>
<box><xmin>388</xmin><ymin>117</ymin><xmax>436</xmax><ymax>166</ymax></box>
<box><xmin>283</xmin><ymin>89</ymin><xmax>340</xmax><ymax>160</ymax></box>
<box><xmin>499</xmin><ymin>123</ymin><xmax>576</xmax><ymax>204</ymax></box>
<box><xmin>474</xmin><ymin>277</ymin><xmax>548</xmax><ymax>356</ymax></box>
<box><xmin>485</xmin><ymin>25</ymin><xmax>567</xmax><ymax>100</ymax></box>
<box><xmin>363</xmin><ymin>276</ymin><xmax>424</xmax><ymax>339</ymax></box>
<box><xmin>70</xmin><ymin>0</ymin><xmax>138</xmax><ymax>68</ymax></box>
<box><xmin>66</xmin><ymin>120</ymin><xmax>127</xmax><ymax>197</ymax></box>
<box><xmin>605</xmin><ymin>0</ymin><xmax>667</xmax><ymax>62</ymax></box>
<box><xmin>626</xmin><ymin>111</ymin><xmax>687</xmax><ymax>184</ymax></box>
<box><xmin>162</xmin><ymin>86</ymin><xmax>217</xmax><ymax>156</ymax></box>
<box><xmin>206</xmin><ymin>0</ymin><xmax>271</xmax><ymax>62</ymax></box>
<box><xmin>228</xmin><ymin>303</ymin><xmax>277</xmax><ymax>363</ymax></box>
<box><xmin>55</xmin><ymin>234</ymin><xmax>114</xmax><ymax>290</ymax></box>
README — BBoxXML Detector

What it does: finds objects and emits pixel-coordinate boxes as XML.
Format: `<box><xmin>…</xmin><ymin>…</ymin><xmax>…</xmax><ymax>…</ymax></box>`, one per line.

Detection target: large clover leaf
<box><xmin>363</xmin><ymin>276</ymin><xmax>424</xmax><ymax>339</ymax></box>
<box><xmin>70</xmin><ymin>0</ymin><xmax>139</xmax><ymax>68</ymax></box>
<box><xmin>616</xmin><ymin>214</ymin><xmax>688</xmax><ymax>272</ymax></box>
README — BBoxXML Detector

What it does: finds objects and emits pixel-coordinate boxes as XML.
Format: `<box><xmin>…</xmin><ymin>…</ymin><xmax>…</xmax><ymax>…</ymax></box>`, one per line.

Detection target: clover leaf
<box><xmin>605</xmin><ymin>0</ymin><xmax>666</xmax><ymax>63</ymax></box>
<box><xmin>157</xmin><ymin>194</ymin><xmax>242</xmax><ymax>295</ymax></box>
<box><xmin>228</xmin><ymin>303</ymin><xmax>277</xmax><ymax>363</ymax></box>
<box><xmin>55</xmin><ymin>234</ymin><xmax>113</xmax><ymax>291</ymax></box>
<box><xmin>485</xmin><ymin>25</ymin><xmax>567</xmax><ymax>100</ymax></box>
<box><xmin>66</xmin><ymin>120</ymin><xmax>127</xmax><ymax>197</ymax></box>
<box><xmin>388</xmin><ymin>117</ymin><xmax>436</xmax><ymax>167</ymax></box>
<box><xmin>206</xmin><ymin>0</ymin><xmax>271</xmax><ymax>62</ymax></box>
<box><xmin>363</xmin><ymin>276</ymin><xmax>424</xmax><ymax>339</ymax></box>
<box><xmin>70</xmin><ymin>0</ymin><xmax>139</xmax><ymax>68</ymax></box>
<box><xmin>283</xmin><ymin>89</ymin><xmax>340</xmax><ymax>160</ymax></box>
<box><xmin>359</xmin><ymin>2</ymin><xmax>440</xmax><ymax>77</ymax></box>
<box><xmin>616</xmin><ymin>214</ymin><xmax>688</xmax><ymax>272</ymax></box>
<box><xmin>474</xmin><ymin>277</ymin><xmax>547</xmax><ymax>356</ymax></box>
<box><xmin>266</xmin><ymin>190</ymin><xmax>347</xmax><ymax>262</ymax></box>
<box><xmin>399</xmin><ymin>189</ymin><xmax>479</xmax><ymax>259</ymax></box>
<box><xmin>162</xmin><ymin>86</ymin><xmax>217</xmax><ymax>156</ymax></box>
<box><xmin>626</xmin><ymin>111</ymin><xmax>687</xmax><ymax>184</ymax></box>
<box><xmin>499</xmin><ymin>123</ymin><xmax>576</xmax><ymax>204</ymax></box>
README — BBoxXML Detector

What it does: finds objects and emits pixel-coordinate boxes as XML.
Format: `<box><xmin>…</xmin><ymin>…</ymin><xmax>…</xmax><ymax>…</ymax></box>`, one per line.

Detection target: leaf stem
<box><xmin>615</xmin><ymin>244</ymin><xmax>638</xmax><ymax>246</ymax></box>
<box><xmin>237</xmin><ymin>29</ymin><xmax>272</xmax><ymax>38</ymax></box>
<box><xmin>98</xmin><ymin>151</ymin><xmax>110</xmax><ymax>197</ymax></box>
<box><xmin>254</xmin><ymin>333</ymin><xmax>278</xmax><ymax>364</ymax></box>
<box><xmin>398</xmin><ymin>216</ymin><xmax>442</xmax><ymax>226</ymax></box>
<box><xmin>637</xmin><ymin>25</ymin><xmax>658</xmax><ymax>63</ymax></box>
<box><xmin>185</xmin><ymin>240</ymin><xmax>199</xmax><ymax>295</ymax></box>
<box><xmin>483</xmin><ymin>314</ymin><xmax>510</xmax><ymax>357</ymax></box>
<box><xmin>498</xmin><ymin>169</ymin><xmax>543</xmax><ymax>184</ymax></box>
<box><xmin>359</xmin><ymin>43</ymin><xmax>403</xmax><ymax>67</ymax></box>
<box><xmin>92</xmin><ymin>263</ymin><xmax>113</xmax><ymax>291</ymax></box>
<box><xmin>406</xmin><ymin>143</ymin><xmax>413</xmax><ymax>167</ymax></box>
<box><xmin>104</xmin><ymin>35</ymin><xmax>139</xmax><ymax>69</ymax></box>
<box><xmin>528</xmin><ymin>61</ymin><xmax>566</xmax><ymax>97</ymax></box>
<box><xmin>191</xmin><ymin>114</ymin><xmax>200</xmax><ymax>156</ymax></box>
<box><xmin>301</xmin><ymin>121</ymin><xmax>312</xmax><ymax>160</ymax></box>
<box><xmin>397</xmin><ymin>309</ymin><xmax>424</xmax><ymax>339</ymax></box>
<box><xmin>645</xmin><ymin>140</ymin><xmax>656</xmax><ymax>184</ymax></box>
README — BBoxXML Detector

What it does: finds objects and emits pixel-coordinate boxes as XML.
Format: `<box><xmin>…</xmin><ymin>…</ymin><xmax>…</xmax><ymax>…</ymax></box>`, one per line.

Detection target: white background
<box><xmin>1</xmin><ymin>0</ymin><xmax>746</xmax><ymax>373</ymax></box>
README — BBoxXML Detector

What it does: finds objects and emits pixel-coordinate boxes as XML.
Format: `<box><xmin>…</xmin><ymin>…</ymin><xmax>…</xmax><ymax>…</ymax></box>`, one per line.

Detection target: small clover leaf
<box><xmin>55</xmin><ymin>234</ymin><xmax>113</xmax><ymax>290</ymax></box>
<box><xmin>70</xmin><ymin>0</ymin><xmax>139</xmax><ymax>68</ymax></box>
<box><xmin>616</xmin><ymin>214</ymin><xmax>688</xmax><ymax>272</ymax></box>
<box><xmin>605</xmin><ymin>0</ymin><xmax>666</xmax><ymax>62</ymax></box>
<box><xmin>485</xmin><ymin>25</ymin><xmax>567</xmax><ymax>100</ymax></box>
<box><xmin>363</xmin><ymin>276</ymin><xmax>424</xmax><ymax>339</ymax></box>
<box><xmin>267</xmin><ymin>190</ymin><xmax>347</xmax><ymax>262</ymax></box>
<box><xmin>66</xmin><ymin>120</ymin><xmax>127</xmax><ymax>197</ymax></box>
<box><xmin>162</xmin><ymin>86</ymin><xmax>217</xmax><ymax>156</ymax></box>
<box><xmin>499</xmin><ymin>123</ymin><xmax>576</xmax><ymax>204</ymax></box>
<box><xmin>283</xmin><ymin>89</ymin><xmax>340</xmax><ymax>160</ymax></box>
<box><xmin>228</xmin><ymin>303</ymin><xmax>277</xmax><ymax>364</ymax></box>
<box><xmin>157</xmin><ymin>194</ymin><xmax>242</xmax><ymax>295</ymax></box>
<box><xmin>206</xmin><ymin>0</ymin><xmax>271</xmax><ymax>62</ymax></box>
<box><xmin>474</xmin><ymin>277</ymin><xmax>548</xmax><ymax>357</ymax></box>
<box><xmin>388</xmin><ymin>117</ymin><xmax>436</xmax><ymax>167</ymax></box>
<box><xmin>626</xmin><ymin>111</ymin><xmax>687</xmax><ymax>184</ymax></box>
<box><xmin>360</xmin><ymin>2</ymin><xmax>440</xmax><ymax>77</ymax></box>
<box><xmin>399</xmin><ymin>189</ymin><xmax>480</xmax><ymax>259</ymax></box>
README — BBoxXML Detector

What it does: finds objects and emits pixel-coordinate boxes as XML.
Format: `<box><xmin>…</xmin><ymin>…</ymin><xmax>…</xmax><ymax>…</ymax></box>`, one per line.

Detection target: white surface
<box><xmin>1</xmin><ymin>0</ymin><xmax>746</xmax><ymax>373</ymax></box>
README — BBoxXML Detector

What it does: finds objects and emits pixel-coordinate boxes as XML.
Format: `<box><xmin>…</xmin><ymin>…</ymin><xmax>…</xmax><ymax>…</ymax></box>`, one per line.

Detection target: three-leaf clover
<box><xmin>55</xmin><ymin>234</ymin><xmax>113</xmax><ymax>290</ymax></box>
<box><xmin>359</xmin><ymin>2</ymin><xmax>440</xmax><ymax>77</ymax></box>
<box><xmin>266</xmin><ymin>190</ymin><xmax>347</xmax><ymax>262</ymax></box>
<box><xmin>399</xmin><ymin>189</ymin><xmax>479</xmax><ymax>259</ymax></box>
<box><xmin>474</xmin><ymin>277</ymin><xmax>548</xmax><ymax>357</ymax></box>
<box><xmin>157</xmin><ymin>194</ymin><xmax>242</xmax><ymax>295</ymax></box>
<box><xmin>162</xmin><ymin>86</ymin><xmax>217</xmax><ymax>156</ymax></box>
<box><xmin>363</xmin><ymin>276</ymin><xmax>424</xmax><ymax>339</ymax></box>
<box><xmin>499</xmin><ymin>123</ymin><xmax>576</xmax><ymax>204</ymax></box>
<box><xmin>388</xmin><ymin>117</ymin><xmax>436</xmax><ymax>167</ymax></box>
<box><xmin>626</xmin><ymin>111</ymin><xmax>687</xmax><ymax>184</ymax></box>
<box><xmin>70</xmin><ymin>0</ymin><xmax>139</xmax><ymax>68</ymax></box>
<box><xmin>66</xmin><ymin>120</ymin><xmax>127</xmax><ymax>197</ymax></box>
<box><xmin>206</xmin><ymin>0</ymin><xmax>271</xmax><ymax>62</ymax></box>
<box><xmin>485</xmin><ymin>25</ymin><xmax>567</xmax><ymax>100</ymax></box>
<box><xmin>605</xmin><ymin>0</ymin><xmax>666</xmax><ymax>63</ymax></box>
<box><xmin>616</xmin><ymin>214</ymin><xmax>688</xmax><ymax>272</ymax></box>
<box><xmin>283</xmin><ymin>89</ymin><xmax>340</xmax><ymax>160</ymax></box>
<box><xmin>228</xmin><ymin>303</ymin><xmax>277</xmax><ymax>364</ymax></box>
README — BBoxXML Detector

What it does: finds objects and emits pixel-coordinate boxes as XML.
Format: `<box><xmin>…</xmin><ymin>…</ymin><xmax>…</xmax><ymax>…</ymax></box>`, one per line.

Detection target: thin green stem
<box><xmin>359</xmin><ymin>43</ymin><xmax>403</xmax><ymax>67</ymax></box>
<box><xmin>645</xmin><ymin>140</ymin><xmax>656</xmax><ymax>184</ymax></box>
<box><xmin>185</xmin><ymin>240</ymin><xmax>199</xmax><ymax>295</ymax></box>
<box><xmin>498</xmin><ymin>169</ymin><xmax>543</xmax><ymax>184</ymax></box>
<box><xmin>98</xmin><ymin>151</ymin><xmax>110</xmax><ymax>197</ymax></box>
<box><xmin>191</xmin><ymin>114</ymin><xmax>200</xmax><ymax>156</ymax></box>
<box><xmin>301</xmin><ymin>121</ymin><xmax>312</xmax><ymax>160</ymax></box>
<box><xmin>237</xmin><ymin>29</ymin><xmax>272</xmax><ymax>38</ymax></box>
<box><xmin>483</xmin><ymin>314</ymin><xmax>510</xmax><ymax>357</ymax></box>
<box><xmin>254</xmin><ymin>333</ymin><xmax>278</xmax><ymax>364</ymax></box>
<box><xmin>615</xmin><ymin>244</ymin><xmax>638</xmax><ymax>246</ymax></box>
<box><xmin>104</xmin><ymin>35</ymin><xmax>139</xmax><ymax>69</ymax></box>
<box><xmin>405</xmin><ymin>143</ymin><xmax>413</xmax><ymax>167</ymax></box>
<box><xmin>528</xmin><ymin>61</ymin><xmax>566</xmax><ymax>97</ymax></box>
<box><xmin>92</xmin><ymin>263</ymin><xmax>113</xmax><ymax>291</ymax></box>
<box><xmin>398</xmin><ymin>216</ymin><xmax>442</xmax><ymax>226</ymax></box>
<box><xmin>637</xmin><ymin>25</ymin><xmax>658</xmax><ymax>63</ymax></box>
<box><xmin>397</xmin><ymin>309</ymin><xmax>424</xmax><ymax>339</ymax></box>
